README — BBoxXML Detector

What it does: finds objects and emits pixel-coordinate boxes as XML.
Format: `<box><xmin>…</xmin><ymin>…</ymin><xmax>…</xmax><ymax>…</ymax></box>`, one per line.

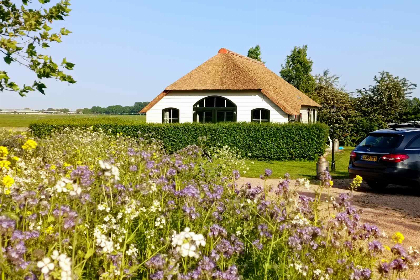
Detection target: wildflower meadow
<box><xmin>0</xmin><ymin>128</ymin><xmax>418</xmax><ymax>279</ymax></box>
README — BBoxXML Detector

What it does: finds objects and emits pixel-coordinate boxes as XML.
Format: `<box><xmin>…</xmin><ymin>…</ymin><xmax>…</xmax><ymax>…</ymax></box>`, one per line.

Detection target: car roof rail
<box><xmin>388</xmin><ymin>122</ymin><xmax>420</xmax><ymax>129</ymax></box>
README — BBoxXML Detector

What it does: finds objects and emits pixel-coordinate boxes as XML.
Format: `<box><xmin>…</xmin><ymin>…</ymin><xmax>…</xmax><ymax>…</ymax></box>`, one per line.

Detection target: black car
<box><xmin>348</xmin><ymin>125</ymin><xmax>420</xmax><ymax>189</ymax></box>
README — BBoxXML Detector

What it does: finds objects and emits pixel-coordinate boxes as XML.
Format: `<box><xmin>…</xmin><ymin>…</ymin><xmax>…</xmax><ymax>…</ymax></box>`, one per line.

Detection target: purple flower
<box><xmin>0</xmin><ymin>216</ymin><xmax>16</xmax><ymax>233</ymax></box>
<box><xmin>264</xmin><ymin>169</ymin><xmax>272</xmax><ymax>177</ymax></box>
<box><xmin>129</xmin><ymin>165</ymin><xmax>138</xmax><ymax>172</ymax></box>
<box><xmin>391</xmin><ymin>258</ymin><xmax>408</xmax><ymax>271</ymax></box>
<box><xmin>71</xmin><ymin>165</ymin><xmax>95</xmax><ymax>187</ymax></box>
<box><xmin>145</xmin><ymin>255</ymin><xmax>166</xmax><ymax>270</ymax></box>
<box><xmin>146</xmin><ymin>161</ymin><xmax>155</xmax><ymax>169</ymax></box>
<box><xmin>288</xmin><ymin>235</ymin><xmax>302</xmax><ymax>251</ymax></box>
<box><xmin>258</xmin><ymin>224</ymin><xmax>272</xmax><ymax>239</ymax></box>
<box><xmin>391</xmin><ymin>244</ymin><xmax>407</xmax><ymax>257</ymax></box>
<box><xmin>167</xmin><ymin>168</ymin><xmax>177</xmax><ymax>176</ymax></box>
<box><xmin>215</xmin><ymin>239</ymin><xmax>235</xmax><ymax>258</ymax></box>
<box><xmin>232</xmin><ymin>170</ymin><xmax>240</xmax><ymax>180</ymax></box>
<box><xmin>199</xmin><ymin>256</ymin><xmax>216</xmax><ymax>271</ymax></box>
<box><xmin>208</xmin><ymin>224</ymin><xmax>227</xmax><ymax>238</ymax></box>
<box><xmin>252</xmin><ymin>239</ymin><xmax>263</xmax><ymax>250</ymax></box>
<box><xmin>379</xmin><ymin>261</ymin><xmax>391</xmax><ymax>274</ymax></box>
<box><xmin>150</xmin><ymin>271</ymin><xmax>164</xmax><ymax>280</ymax></box>
<box><xmin>368</xmin><ymin>240</ymin><xmax>383</xmax><ymax>254</ymax></box>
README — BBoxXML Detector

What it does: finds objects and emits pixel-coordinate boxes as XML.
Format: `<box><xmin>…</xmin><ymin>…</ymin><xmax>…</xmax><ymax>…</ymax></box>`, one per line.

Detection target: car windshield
<box><xmin>358</xmin><ymin>134</ymin><xmax>402</xmax><ymax>149</ymax></box>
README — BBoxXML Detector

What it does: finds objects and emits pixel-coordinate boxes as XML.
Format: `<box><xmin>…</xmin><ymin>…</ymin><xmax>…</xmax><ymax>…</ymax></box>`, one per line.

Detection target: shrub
<box><xmin>29</xmin><ymin>119</ymin><xmax>329</xmax><ymax>160</ymax></box>
<box><xmin>0</xmin><ymin>129</ymin><xmax>417</xmax><ymax>279</ymax></box>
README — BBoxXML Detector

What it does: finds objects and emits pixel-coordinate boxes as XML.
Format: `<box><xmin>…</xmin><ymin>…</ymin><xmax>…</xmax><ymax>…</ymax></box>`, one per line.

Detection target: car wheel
<box><xmin>365</xmin><ymin>180</ymin><xmax>388</xmax><ymax>191</ymax></box>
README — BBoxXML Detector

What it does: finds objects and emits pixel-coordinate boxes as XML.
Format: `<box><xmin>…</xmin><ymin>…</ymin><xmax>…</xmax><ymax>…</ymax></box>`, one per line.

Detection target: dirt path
<box><xmin>238</xmin><ymin>177</ymin><xmax>420</xmax><ymax>279</ymax></box>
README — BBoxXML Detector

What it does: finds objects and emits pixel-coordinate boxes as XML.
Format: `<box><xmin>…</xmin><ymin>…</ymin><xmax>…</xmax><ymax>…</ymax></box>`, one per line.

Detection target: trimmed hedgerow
<box><xmin>29</xmin><ymin>118</ymin><xmax>329</xmax><ymax>160</ymax></box>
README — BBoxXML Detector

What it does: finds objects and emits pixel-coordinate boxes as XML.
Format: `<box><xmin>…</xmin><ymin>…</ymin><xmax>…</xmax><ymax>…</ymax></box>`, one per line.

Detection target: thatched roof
<box><xmin>141</xmin><ymin>48</ymin><xmax>320</xmax><ymax>115</ymax></box>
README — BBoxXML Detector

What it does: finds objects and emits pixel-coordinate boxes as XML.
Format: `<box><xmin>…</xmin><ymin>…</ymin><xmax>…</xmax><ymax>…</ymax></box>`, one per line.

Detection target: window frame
<box><xmin>193</xmin><ymin>96</ymin><xmax>237</xmax><ymax>123</ymax></box>
<box><xmin>251</xmin><ymin>108</ymin><xmax>270</xmax><ymax>123</ymax></box>
<box><xmin>162</xmin><ymin>107</ymin><xmax>180</xmax><ymax>123</ymax></box>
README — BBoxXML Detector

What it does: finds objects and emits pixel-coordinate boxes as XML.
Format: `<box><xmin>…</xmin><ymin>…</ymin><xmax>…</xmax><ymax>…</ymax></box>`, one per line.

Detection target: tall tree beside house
<box><xmin>314</xmin><ymin>70</ymin><xmax>355</xmax><ymax>144</ymax></box>
<box><xmin>247</xmin><ymin>45</ymin><xmax>263</xmax><ymax>62</ymax></box>
<box><xmin>355</xmin><ymin>71</ymin><xmax>417</xmax><ymax>124</ymax></box>
<box><xmin>280</xmin><ymin>45</ymin><xmax>316</xmax><ymax>98</ymax></box>
<box><xmin>0</xmin><ymin>0</ymin><xmax>75</xmax><ymax>96</ymax></box>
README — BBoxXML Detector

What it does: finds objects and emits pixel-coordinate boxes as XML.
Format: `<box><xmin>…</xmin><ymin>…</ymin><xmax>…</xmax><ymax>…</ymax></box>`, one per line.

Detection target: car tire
<box><xmin>365</xmin><ymin>180</ymin><xmax>388</xmax><ymax>191</ymax></box>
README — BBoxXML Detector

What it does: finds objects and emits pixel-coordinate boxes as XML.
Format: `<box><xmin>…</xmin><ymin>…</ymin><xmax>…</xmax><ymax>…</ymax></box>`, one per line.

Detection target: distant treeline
<box><xmin>76</xmin><ymin>102</ymin><xmax>149</xmax><ymax>115</ymax></box>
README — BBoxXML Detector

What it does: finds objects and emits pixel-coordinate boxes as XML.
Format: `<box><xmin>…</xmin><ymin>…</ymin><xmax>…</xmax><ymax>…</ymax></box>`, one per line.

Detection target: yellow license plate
<box><xmin>361</xmin><ymin>155</ymin><xmax>377</xmax><ymax>162</ymax></box>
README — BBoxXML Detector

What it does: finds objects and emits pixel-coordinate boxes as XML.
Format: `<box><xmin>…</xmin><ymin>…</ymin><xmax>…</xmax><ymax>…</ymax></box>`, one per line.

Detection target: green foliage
<box><xmin>314</xmin><ymin>70</ymin><xmax>356</xmax><ymax>144</ymax></box>
<box><xmin>0</xmin><ymin>0</ymin><xmax>75</xmax><ymax>96</ymax></box>
<box><xmin>280</xmin><ymin>45</ymin><xmax>316</xmax><ymax>97</ymax></box>
<box><xmin>401</xmin><ymin>97</ymin><xmax>420</xmax><ymax>121</ymax></box>
<box><xmin>78</xmin><ymin>102</ymin><xmax>149</xmax><ymax>115</ymax></box>
<box><xmin>29</xmin><ymin>120</ymin><xmax>329</xmax><ymax>160</ymax></box>
<box><xmin>355</xmin><ymin>71</ymin><xmax>417</xmax><ymax>124</ymax></box>
<box><xmin>247</xmin><ymin>44</ymin><xmax>263</xmax><ymax>62</ymax></box>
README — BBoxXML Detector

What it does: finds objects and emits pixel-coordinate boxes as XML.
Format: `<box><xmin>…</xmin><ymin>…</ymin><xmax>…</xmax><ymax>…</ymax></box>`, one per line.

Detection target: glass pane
<box><xmin>215</xmin><ymin>97</ymin><xmax>225</xmax><ymax>107</ymax></box>
<box><xmin>408</xmin><ymin>137</ymin><xmax>420</xmax><ymax>148</ymax></box>
<box><xmin>198</xmin><ymin>111</ymin><xmax>213</xmax><ymax>123</ymax></box>
<box><xmin>252</xmin><ymin>109</ymin><xmax>260</xmax><ymax>121</ymax></box>
<box><xmin>216</xmin><ymin>111</ymin><xmax>235</xmax><ymax>122</ymax></box>
<box><xmin>163</xmin><ymin>110</ymin><xmax>169</xmax><ymax>123</ymax></box>
<box><xmin>205</xmin><ymin>97</ymin><xmax>215</xmax><ymax>107</ymax></box>
<box><xmin>358</xmin><ymin>135</ymin><xmax>402</xmax><ymax>149</ymax></box>
<box><xmin>261</xmin><ymin>109</ymin><xmax>269</xmax><ymax>121</ymax></box>
<box><xmin>172</xmin><ymin>109</ymin><xmax>179</xmax><ymax>118</ymax></box>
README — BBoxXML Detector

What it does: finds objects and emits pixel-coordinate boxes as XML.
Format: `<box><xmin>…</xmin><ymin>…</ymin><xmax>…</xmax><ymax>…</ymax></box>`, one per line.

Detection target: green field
<box><xmin>0</xmin><ymin>114</ymin><xmax>146</xmax><ymax>127</ymax></box>
<box><xmin>245</xmin><ymin>147</ymin><xmax>353</xmax><ymax>179</ymax></box>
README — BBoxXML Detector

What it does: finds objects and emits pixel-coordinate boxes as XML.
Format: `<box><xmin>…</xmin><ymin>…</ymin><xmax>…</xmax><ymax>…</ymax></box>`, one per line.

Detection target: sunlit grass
<box><xmin>244</xmin><ymin>147</ymin><xmax>354</xmax><ymax>179</ymax></box>
<box><xmin>0</xmin><ymin>114</ymin><xmax>146</xmax><ymax>127</ymax></box>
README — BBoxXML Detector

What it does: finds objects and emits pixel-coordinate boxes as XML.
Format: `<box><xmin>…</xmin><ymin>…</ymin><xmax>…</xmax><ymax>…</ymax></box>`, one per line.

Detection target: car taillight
<box><xmin>380</xmin><ymin>154</ymin><xmax>409</xmax><ymax>163</ymax></box>
<box><xmin>350</xmin><ymin>151</ymin><xmax>357</xmax><ymax>160</ymax></box>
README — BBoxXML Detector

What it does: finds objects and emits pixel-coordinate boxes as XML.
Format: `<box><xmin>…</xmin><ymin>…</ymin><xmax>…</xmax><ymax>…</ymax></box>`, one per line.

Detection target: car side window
<box><xmin>406</xmin><ymin>136</ymin><xmax>420</xmax><ymax>149</ymax></box>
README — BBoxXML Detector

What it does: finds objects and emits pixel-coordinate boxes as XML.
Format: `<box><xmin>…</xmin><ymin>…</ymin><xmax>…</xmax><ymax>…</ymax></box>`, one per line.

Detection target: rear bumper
<box><xmin>348</xmin><ymin>164</ymin><xmax>419</xmax><ymax>185</ymax></box>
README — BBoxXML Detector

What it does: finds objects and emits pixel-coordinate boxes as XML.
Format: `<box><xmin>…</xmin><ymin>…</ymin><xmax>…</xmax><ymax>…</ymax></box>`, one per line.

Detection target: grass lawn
<box><xmin>244</xmin><ymin>147</ymin><xmax>354</xmax><ymax>180</ymax></box>
<box><xmin>0</xmin><ymin>114</ymin><xmax>146</xmax><ymax>127</ymax></box>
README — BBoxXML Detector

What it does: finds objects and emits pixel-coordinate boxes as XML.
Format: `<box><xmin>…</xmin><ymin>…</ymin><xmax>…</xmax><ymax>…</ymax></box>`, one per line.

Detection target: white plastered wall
<box><xmin>146</xmin><ymin>91</ymin><xmax>289</xmax><ymax>123</ymax></box>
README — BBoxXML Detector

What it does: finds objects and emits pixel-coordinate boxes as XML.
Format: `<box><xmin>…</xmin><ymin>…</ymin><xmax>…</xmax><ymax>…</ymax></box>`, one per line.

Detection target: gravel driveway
<box><xmin>238</xmin><ymin>177</ymin><xmax>420</xmax><ymax>279</ymax></box>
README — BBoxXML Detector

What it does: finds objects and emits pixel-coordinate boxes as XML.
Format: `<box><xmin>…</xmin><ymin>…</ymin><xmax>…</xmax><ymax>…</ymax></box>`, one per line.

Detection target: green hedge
<box><xmin>29</xmin><ymin>118</ymin><xmax>329</xmax><ymax>160</ymax></box>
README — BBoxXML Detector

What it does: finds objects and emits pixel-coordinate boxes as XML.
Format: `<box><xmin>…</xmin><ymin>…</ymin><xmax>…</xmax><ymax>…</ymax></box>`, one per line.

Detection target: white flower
<box><xmin>192</xmin><ymin>233</ymin><xmax>206</xmax><ymax>247</ymax></box>
<box><xmin>37</xmin><ymin>257</ymin><xmax>55</xmax><ymax>274</ymax></box>
<box><xmin>51</xmin><ymin>250</ymin><xmax>60</xmax><ymax>260</ymax></box>
<box><xmin>69</xmin><ymin>184</ymin><xmax>82</xmax><ymax>196</ymax></box>
<box><xmin>179</xmin><ymin>243</ymin><xmax>198</xmax><ymax>258</ymax></box>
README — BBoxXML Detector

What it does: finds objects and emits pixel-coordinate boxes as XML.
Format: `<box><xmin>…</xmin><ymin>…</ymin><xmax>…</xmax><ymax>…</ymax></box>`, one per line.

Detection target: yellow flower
<box><xmin>0</xmin><ymin>146</ymin><xmax>8</xmax><ymax>158</ymax></box>
<box><xmin>0</xmin><ymin>160</ymin><xmax>11</xmax><ymax>170</ymax></box>
<box><xmin>329</xmin><ymin>180</ymin><xmax>334</xmax><ymax>187</ymax></box>
<box><xmin>384</xmin><ymin>245</ymin><xmax>391</xmax><ymax>251</ymax></box>
<box><xmin>11</xmin><ymin>156</ymin><xmax>20</xmax><ymax>161</ymax></box>
<box><xmin>4</xmin><ymin>188</ymin><xmax>10</xmax><ymax>195</ymax></box>
<box><xmin>2</xmin><ymin>175</ymin><xmax>14</xmax><ymax>187</ymax></box>
<box><xmin>63</xmin><ymin>163</ymin><xmax>71</xmax><ymax>168</ymax></box>
<box><xmin>50</xmin><ymin>165</ymin><xmax>56</xmax><ymax>170</ymax></box>
<box><xmin>76</xmin><ymin>160</ymin><xmax>82</xmax><ymax>165</ymax></box>
<box><xmin>22</xmin><ymin>139</ymin><xmax>38</xmax><ymax>150</ymax></box>
<box><xmin>44</xmin><ymin>226</ymin><xmax>54</xmax><ymax>234</ymax></box>
<box><xmin>392</xmin><ymin>232</ymin><xmax>405</xmax><ymax>244</ymax></box>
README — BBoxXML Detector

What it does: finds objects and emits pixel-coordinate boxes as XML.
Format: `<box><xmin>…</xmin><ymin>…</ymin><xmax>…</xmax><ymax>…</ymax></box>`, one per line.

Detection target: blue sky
<box><xmin>1</xmin><ymin>0</ymin><xmax>420</xmax><ymax>110</ymax></box>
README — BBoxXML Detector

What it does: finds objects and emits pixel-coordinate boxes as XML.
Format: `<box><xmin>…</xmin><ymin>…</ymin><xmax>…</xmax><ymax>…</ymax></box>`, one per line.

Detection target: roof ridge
<box><xmin>218</xmin><ymin>48</ymin><xmax>266</xmax><ymax>67</ymax></box>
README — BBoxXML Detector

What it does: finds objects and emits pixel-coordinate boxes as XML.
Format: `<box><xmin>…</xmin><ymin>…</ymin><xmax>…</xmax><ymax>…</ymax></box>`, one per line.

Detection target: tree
<box><xmin>0</xmin><ymin>0</ymin><xmax>75</xmax><ymax>96</ymax></box>
<box><xmin>280</xmin><ymin>45</ymin><xmax>316</xmax><ymax>97</ymax></box>
<box><xmin>314</xmin><ymin>70</ymin><xmax>355</xmax><ymax>144</ymax></box>
<box><xmin>401</xmin><ymin>97</ymin><xmax>420</xmax><ymax>121</ymax></box>
<box><xmin>355</xmin><ymin>71</ymin><xmax>417</xmax><ymax>124</ymax></box>
<box><xmin>247</xmin><ymin>45</ymin><xmax>263</xmax><ymax>62</ymax></box>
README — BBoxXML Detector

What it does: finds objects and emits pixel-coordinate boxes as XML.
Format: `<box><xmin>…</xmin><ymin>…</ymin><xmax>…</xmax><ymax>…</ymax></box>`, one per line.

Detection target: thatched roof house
<box><xmin>141</xmin><ymin>48</ymin><xmax>320</xmax><ymax>124</ymax></box>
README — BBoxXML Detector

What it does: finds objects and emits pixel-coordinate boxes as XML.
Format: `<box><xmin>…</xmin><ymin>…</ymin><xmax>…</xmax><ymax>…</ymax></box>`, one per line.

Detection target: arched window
<box><xmin>251</xmin><ymin>108</ymin><xmax>270</xmax><ymax>123</ymax></box>
<box><xmin>193</xmin><ymin>96</ymin><xmax>237</xmax><ymax>123</ymax></box>
<box><xmin>162</xmin><ymin>108</ymin><xmax>179</xmax><ymax>123</ymax></box>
